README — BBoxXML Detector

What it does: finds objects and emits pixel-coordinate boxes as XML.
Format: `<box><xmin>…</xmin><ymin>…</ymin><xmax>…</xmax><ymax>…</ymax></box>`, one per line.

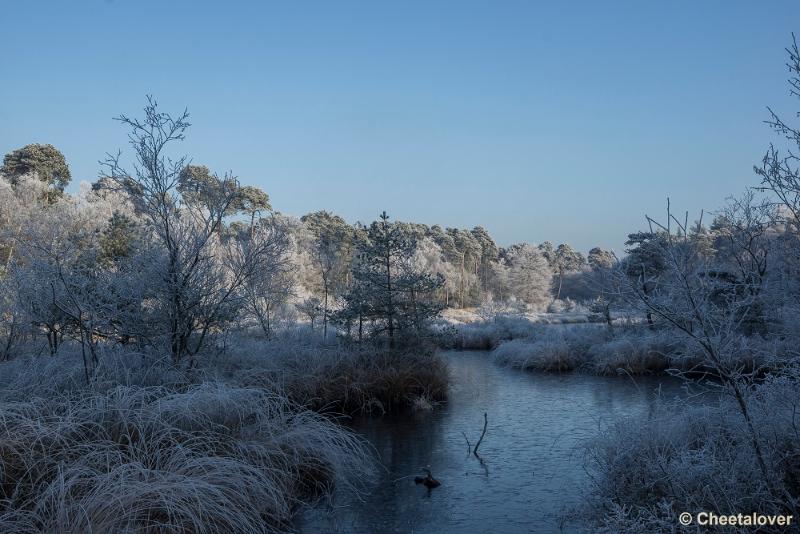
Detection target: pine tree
<box><xmin>345</xmin><ymin>211</ymin><xmax>443</xmax><ymax>348</ymax></box>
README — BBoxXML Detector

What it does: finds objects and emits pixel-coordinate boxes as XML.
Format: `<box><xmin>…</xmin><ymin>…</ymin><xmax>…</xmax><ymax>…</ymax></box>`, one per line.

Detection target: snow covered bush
<box><xmin>584</xmin><ymin>373</ymin><xmax>800</xmax><ymax>532</ymax></box>
<box><xmin>490</xmin><ymin>325</ymin><xmax>608</xmax><ymax>372</ymax></box>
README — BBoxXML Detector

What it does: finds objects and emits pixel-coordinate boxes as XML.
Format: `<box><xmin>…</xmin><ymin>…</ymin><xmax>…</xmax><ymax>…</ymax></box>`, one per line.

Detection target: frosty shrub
<box><xmin>584</xmin><ymin>373</ymin><xmax>800</xmax><ymax>532</ymax></box>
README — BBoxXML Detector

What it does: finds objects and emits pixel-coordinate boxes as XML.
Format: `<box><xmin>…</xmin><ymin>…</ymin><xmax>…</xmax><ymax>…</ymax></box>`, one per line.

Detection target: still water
<box><xmin>297</xmin><ymin>350</ymin><xmax>688</xmax><ymax>533</ymax></box>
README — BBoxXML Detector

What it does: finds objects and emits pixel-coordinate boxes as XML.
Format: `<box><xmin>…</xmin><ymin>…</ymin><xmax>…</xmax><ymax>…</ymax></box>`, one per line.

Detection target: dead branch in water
<box><xmin>473</xmin><ymin>412</ymin><xmax>488</xmax><ymax>463</ymax></box>
<box><xmin>461</xmin><ymin>431</ymin><xmax>471</xmax><ymax>456</ymax></box>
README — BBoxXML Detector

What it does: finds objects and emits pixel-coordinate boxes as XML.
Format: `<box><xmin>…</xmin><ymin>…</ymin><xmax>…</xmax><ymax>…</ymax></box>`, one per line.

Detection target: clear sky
<box><xmin>2</xmin><ymin>1</ymin><xmax>799</xmax><ymax>253</ymax></box>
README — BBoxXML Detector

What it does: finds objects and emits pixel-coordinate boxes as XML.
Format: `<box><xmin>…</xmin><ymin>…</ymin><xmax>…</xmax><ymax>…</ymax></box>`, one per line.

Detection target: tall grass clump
<box><xmin>0</xmin><ymin>350</ymin><xmax>374</xmax><ymax>533</ymax></box>
<box><xmin>487</xmin><ymin>324</ymin><xmax>755</xmax><ymax>376</ymax></box>
<box><xmin>490</xmin><ymin>325</ymin><xmax>605</xmax><ymax>373</ymax></box>
<box><xmin>491</xmin><ymin>337</ymin><xmax>579</xmax><ymax>372</ymax></box>
<box><xmin>445</xmin><ymin>315</ymin><xmax>543</xmax><ymax>350</ymax></box>
<box><xmin>586</xmin><ymin>328</ymin><xmax>682</xmax><ymax>375</ymax></box>
<box><xmin>216</xmin><ymin>334</ymin><xmax>449</xmax><ymax>414</ymax></box>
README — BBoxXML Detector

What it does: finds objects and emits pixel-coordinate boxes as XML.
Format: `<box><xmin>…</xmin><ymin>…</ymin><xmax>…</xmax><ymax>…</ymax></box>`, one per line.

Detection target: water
<box><xmin>297</xmin><ymin>350</ymin><xmax>688</xmax><ymax>533</ymax></box>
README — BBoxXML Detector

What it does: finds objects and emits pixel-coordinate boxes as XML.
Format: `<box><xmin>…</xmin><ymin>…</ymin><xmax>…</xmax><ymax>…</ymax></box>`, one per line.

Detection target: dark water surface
<box><xmin>296</xmin><ymin>350</ymin><xmax>688</xmax><ymax>533</ymax></box>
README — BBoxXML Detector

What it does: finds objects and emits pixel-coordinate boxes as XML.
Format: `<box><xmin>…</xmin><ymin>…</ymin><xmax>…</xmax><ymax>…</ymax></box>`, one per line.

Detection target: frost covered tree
<box><xmin>537</xmin><ymin>241</ymin><xmax>555</xmax><ymax>264</ymax></box>
<box><xmin>410</xmin><ymin>237</ymin><xmax>459</xmax><ymax>306</ymax></box>
<box><xmin>178</xmin><ymin>165</ymin><xmax>271</xmax><ymax>221</ymax></box>
<box><xmin>538</xmin><ymin>241</ymin><xmax>585</xmax><ymax>300</ymax></box>
<box><xmin>239</xmin><ymin>218</ymin><xmax>293</xmax><ymax>338</ymax></box>
<box><xmin>177</xmin><ymin>164</ymin><xmax>235</xmax><ymax>214</ymax></box>
<box><xmin>471</xmin><ymin>226</ymin><xmax>499</xmax><ymax>289</ymax></box>
<box><xmin>623</xmin><ymin>230</ymin><xmax>672</xmax><ymax>326</ymax></box>
<box><xmin>345</xmin><ymin>212</ymin><xmax>443</xmax><ymax>348</ymax></box>
<box><xmin>756</xmin><ymin>34</ymin><xmax>800</xmax><ymax>226</ymax></box>
<box><xmin>235</xmin><ymin>185</ymin><xmax>272</xmax><ymax>223</ymax></box>
<box><xmin>587</xmin><ymin>247</ymin><xmax>616</xmax><ymax>271</ymax></box>
<box><xmin>754</xmin><ymin>34</ymin><xmax>800</xmax><ymax>344</ymax></box>
<box><xmin>625</xmin><ymin>202</ymin><xmax>785</xmax><ymax>498</ymax></box>
<box><xmin>6</xmin><ymin>187</ymin><xmax>137</xmax><ymax>380</ymax></box>
<box><xmin>553</xmin><ymin>244</ymin><xmax>585</xmax><ymax>300</ymax></box>
<box><xmin>502</xmin><ymin>243</ymin><xmax>552</xmax><ymax>310</ymax></box>
<box><xmin>0</xmin><ymin>175</ymin><xmax>53</xmax><ymax>272</ymax></box>
<box><xmin>301</xmin><ymin>211</ymin><xmax>354</xmax><ymax>339</ymax></box>
<box><xmin>98</xmin><ymin>211</ymin><xmax>142</xmax><ymax>266</ymax></box>
<box><xmin>0</xmin><ymin>276</ymin><xmax>26</xmax><ymax>361</ymax></box>
<box><xmin>708</xmin><ymin>192</ymin><xmax>778</xmax><ymax>333</ymax></box>
<box><xmin>447</xmin><ymin>228</ymin><xmax>482</xmax><ymax>306</ymax></box>
<box><xmin>101</xmin><ymin>97</ymin><xmax>276</xmax><ymax>363</ymax></box>
<box><xmin>297</xmin><ymin>296</ymin><xmax>323</xmax><ymax>330</ymax></box>
<box><xmin>1</xmin><ymin>143</ymin><xmax>71</xmax><ymax>201</ymax></box>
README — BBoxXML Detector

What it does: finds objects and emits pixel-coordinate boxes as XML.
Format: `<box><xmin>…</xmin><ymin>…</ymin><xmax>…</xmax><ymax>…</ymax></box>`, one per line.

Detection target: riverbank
<box><xmin>443</xmin><ymin>315</ymin><xmax>784</xmax><ymax>376</ymax></box>
<box><xmin>0</xmin><ymin>331</ymin><xmax>450</xmax><ymax>532</ymax></box>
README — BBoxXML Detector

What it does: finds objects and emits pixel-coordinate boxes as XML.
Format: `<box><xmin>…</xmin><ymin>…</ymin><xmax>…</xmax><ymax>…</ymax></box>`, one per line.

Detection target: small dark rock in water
<box><xmin>414</xmin><ymin>468</ymin><xmax>441</xmax><ymax>489</ymax></box>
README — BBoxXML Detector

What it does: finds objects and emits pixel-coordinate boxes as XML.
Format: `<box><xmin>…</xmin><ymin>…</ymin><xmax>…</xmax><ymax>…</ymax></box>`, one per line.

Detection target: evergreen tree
<box><xmin>1</xmin><ymin>144</ymin><xmax>71</xmax><ymax>201</ymax></box>
<box><xmin>346</xmin><ymin>211</ymin><xmax>443</xmax><ymax>348</ymax></box>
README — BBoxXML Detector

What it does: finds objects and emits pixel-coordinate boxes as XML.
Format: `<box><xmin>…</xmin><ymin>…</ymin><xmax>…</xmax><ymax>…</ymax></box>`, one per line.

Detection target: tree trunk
<box><xmin>411</xmin><ymin>288</ymin><xmax>418</xmax><ymax>332</ymax></box>
<box><xmin>323</xmin><ymin>284</ymin><xmax>328</xmax><ymax>340</ymax></box>
<box><xmin>460</xmin><ymin>254</ymin><xmax>465</xmax><ymax>307</ymax></box>
<box><xmin>555</xmin><ymin>269</ymin><xmax>564</xmax><ymax>301</ymax></box>
<box><xmin>386</xmin><ymin>247</ymin><xmax>395</xmax><ymax>349</ymax></box>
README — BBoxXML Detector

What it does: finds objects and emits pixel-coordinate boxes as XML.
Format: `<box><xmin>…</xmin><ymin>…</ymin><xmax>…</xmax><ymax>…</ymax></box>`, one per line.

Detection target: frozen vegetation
<box><xmin>584</xmin><ymin>373</ymin><xmax>800</xmax><ymax>532</ymax></box>
<box><xmin>445</xmin><ymin>317</ymin><xmax>782</xmax><ymax>376</ymax></box>
<box><xmin>0</xmin><ymin>333</ymin><xmax>450</xmax><ymax>532</ymax></box>
<box><xmin>213</xmin><ymin>331</ymin><xmax>448</xmax><ymax>414</ymax></box>
<box><xmin>0</xmin><ymin>348</ymin><xmax>375</xmax><ymax>533</ymax></box>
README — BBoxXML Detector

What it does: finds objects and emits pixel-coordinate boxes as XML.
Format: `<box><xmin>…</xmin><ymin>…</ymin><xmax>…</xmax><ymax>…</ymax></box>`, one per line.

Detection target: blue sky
<box><xmin>1</xmin><ymin>1</ymin><xmax>799</xmax><ymax>253</ymax></box>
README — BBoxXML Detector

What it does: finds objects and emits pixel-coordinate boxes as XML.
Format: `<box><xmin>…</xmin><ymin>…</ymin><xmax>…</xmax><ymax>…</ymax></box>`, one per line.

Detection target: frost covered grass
<box><xmin>214</xmin><ymin>333</ymin><xmax>449</xmax><ymax>415</ymax></box>
<box><xmin>0</xmin><ymin>344</ymin><xmax>375</xmax><ymax>533</ymax></box>
<box><xmin>442</xmin><ymin>310</ymin><xmax>611</xmax><ymax>352</ymax></box>
<box><xmin>583</xmin><ymin>374</ymin><xmax>800</xmax><ymax>532</ymax></box>
<box><xmin>585</xmin><ymin>329</ymin><xmax>683</xmax><ymax>375</ymax></box>
<box><xmin>1</xmin><ymin>329</ymin><xmax>451</xmax><ymax>417</ymax></box>
<box><xmin>444</xmin><ymin>315</ymin><xmax>545</xmax><ymax>350</ymax></box>
<box><xmin>487</xmin><ymin>323</ymin><xmax>785</xmax><ymax>377</ymax></box>
<box><xmin>488</xmin><ymin>324</ymin><xmax>701</xmax><ymax>375</ymax></box>
<box><xmin>491</xmin><ymin>337</ymin><xmax>581</xmax><ymax>372</ymax></box>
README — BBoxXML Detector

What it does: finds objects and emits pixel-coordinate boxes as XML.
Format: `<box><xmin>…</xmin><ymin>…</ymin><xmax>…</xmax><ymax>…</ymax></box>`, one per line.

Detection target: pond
<box><xmin>296</xmin><ymin>350</ymin><xmax>689</xmax><ymax>533</ymax></box>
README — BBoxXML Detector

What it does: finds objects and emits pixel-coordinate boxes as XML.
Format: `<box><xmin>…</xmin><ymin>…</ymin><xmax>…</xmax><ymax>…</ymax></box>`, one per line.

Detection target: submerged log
<box><xmin>414</xmin><ymin>467</ymin><xmax>441</xmax><ymax>489</ymax></box>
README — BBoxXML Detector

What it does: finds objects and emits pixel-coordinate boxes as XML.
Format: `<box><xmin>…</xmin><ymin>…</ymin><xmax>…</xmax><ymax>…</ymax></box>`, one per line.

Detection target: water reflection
<box><xmin>297</xmin><ymin>350</ymin><xmax>687</xmax><ymax>533</ymax></box>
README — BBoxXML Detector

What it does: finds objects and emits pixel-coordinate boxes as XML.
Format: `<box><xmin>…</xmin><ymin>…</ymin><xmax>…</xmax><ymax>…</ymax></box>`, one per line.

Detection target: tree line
<box><xmin>0</xmin><ymin>114</ymin><xmax>617</xmax><ymax>368</ymax></box>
